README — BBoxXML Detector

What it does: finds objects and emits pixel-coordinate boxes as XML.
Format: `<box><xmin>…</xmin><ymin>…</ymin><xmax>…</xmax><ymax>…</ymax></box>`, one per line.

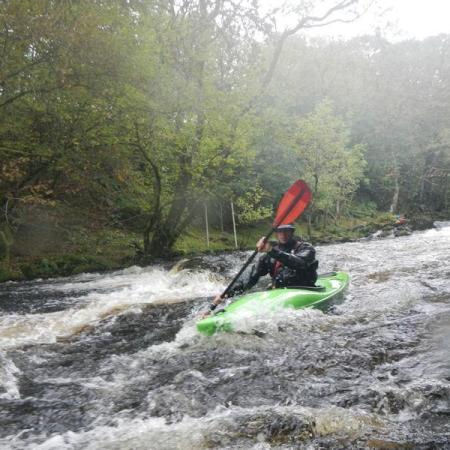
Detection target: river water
<box><xmin>0</xmin><ymin>225</ymin><xmax>449</xmax><ymax>449</ymax></box>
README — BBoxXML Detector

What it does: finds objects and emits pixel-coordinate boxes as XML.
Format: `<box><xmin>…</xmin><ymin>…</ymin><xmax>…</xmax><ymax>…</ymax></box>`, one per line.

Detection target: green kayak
<box><xmin>197</xmin><ymin>271</ymin><xmax>349</xmax><ymax>336</ymax></box>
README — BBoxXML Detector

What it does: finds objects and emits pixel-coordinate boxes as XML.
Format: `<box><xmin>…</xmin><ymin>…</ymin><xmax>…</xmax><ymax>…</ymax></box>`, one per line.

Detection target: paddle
<box><xmin>217</xmin><ymin>179</ymin><xmax>312</xmax><ymax>302</ymax></box>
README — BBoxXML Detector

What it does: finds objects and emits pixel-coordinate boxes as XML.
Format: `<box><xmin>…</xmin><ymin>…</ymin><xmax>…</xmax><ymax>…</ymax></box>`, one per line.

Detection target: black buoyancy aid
<box><xmin>269</xmin><ymin>240</ymin><xmax>303</xmax><ymax>278</ymax></box>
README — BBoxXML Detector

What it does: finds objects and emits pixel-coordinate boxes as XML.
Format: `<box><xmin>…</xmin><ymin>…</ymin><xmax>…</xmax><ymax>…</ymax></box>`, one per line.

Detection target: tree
<box><xmin>268</xmin><ymin>32</ymin><xmax>450</xmax><ymax>216</ymax></box>
<box><xmin>0</xmin><ymin>0</ymin><xmax>384</xmax><ymax>264</ymax></box>
<box><xmin>0</xmin><ymin>0</ymin><xmax>142</xmax><ymax>256</ymax></box>
<box><xmin>131</xmin><ymin>0</ymin><xmax>376</xmax><ymax>255</ymax></box>
<box><xmin>292</xmin><ymin>100</ymin><xmax>366</xmax><ymax>227</ymax></box>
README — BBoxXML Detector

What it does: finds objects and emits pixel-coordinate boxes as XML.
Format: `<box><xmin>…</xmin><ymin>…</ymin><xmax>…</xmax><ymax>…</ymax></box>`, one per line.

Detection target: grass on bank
<box><xmin>1</xmin><ymin>211</ymin><xmax>400</xmax><ymax>282</ymax></box>
<box><xmin>174</xmin><ymin>211</ymin><xmax>397</xmax><ymax>255</ymax></box>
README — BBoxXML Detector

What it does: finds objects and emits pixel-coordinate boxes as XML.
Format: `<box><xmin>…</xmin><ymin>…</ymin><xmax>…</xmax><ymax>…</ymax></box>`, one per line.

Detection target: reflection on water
<box><xmin>0</xmin><ymin>226</ymin><xmax>449</xmax><ymax>448</ymax></box>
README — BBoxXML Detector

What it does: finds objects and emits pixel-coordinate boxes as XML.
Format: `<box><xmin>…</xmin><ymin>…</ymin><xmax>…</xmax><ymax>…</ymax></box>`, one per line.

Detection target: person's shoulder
<box><xmin>294</xmin><ymin>238</ymin><xmax>315</xmax><ymax>249</ymax></box>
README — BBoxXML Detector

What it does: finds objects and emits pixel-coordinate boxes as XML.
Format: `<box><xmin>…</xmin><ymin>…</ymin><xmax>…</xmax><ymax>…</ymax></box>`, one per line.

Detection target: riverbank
<box><xmin>0</xmin><ymin>211</ymin><xmax>443</xmax><ymax>283</ymax></box>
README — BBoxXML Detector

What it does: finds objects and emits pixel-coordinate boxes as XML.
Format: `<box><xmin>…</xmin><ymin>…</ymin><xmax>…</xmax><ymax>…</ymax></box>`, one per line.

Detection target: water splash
<box><xmin>0</xmin><ymin>267</ymin><xmax>225</xmax><ymax>350</ymax></box>
<box><xmin>0</xmin><ymin>353</ymin><xmax>21</xmax><ymax>400</ymax></box>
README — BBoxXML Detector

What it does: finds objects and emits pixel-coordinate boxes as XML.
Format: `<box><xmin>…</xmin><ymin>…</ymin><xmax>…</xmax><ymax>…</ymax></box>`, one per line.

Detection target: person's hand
<box><xmin>199</xmin><ymin>294</ymin><xmax>224</xmax><ymax>319</ymax></box>
<box><xmin>256</xmin><ymin>236</ymin><xmax>272</xmax><ymax>253</ymax></box>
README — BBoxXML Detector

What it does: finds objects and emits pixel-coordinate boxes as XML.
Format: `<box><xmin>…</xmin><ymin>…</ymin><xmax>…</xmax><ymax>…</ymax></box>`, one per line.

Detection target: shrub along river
<box><xmin>0</xmin><ymin>224</ymin><xmax>449</xmax><ymax>449</ymax></box>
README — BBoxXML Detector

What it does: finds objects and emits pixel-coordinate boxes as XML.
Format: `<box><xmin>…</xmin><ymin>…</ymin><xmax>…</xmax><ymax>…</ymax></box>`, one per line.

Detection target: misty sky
<box><xmin>388</xmin><ymin>0</ymin><xmax>450</xmax><ymax>39</ymax></box>
<box><xmin>268</xmin><ymin>0</ymin><xmax>450</xmax><ymax>41</ymax></box>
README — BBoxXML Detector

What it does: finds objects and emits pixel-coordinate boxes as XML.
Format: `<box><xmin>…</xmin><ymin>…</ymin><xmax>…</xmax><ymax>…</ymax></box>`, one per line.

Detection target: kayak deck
<box><xmin>196</xmin><ymin>271</ymin><xmax>349</xmax><ymax>336</ymax></box>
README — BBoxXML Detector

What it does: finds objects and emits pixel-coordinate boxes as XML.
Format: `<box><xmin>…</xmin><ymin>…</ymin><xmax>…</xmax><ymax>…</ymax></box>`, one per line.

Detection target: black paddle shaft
<box><xmin>220</xmin><ymin>186</ymin><xmax>307</xmax><ymax>298</ymax></box>
<box><xmin>220</xmin><ymin>236</ymin><xmax>270</xmax><ymax>299</ymax></box>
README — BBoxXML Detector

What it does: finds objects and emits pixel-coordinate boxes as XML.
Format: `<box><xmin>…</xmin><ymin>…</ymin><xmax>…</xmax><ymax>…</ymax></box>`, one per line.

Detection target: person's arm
<box><xmin>268</xmin><ymin>242</ymin><xmax>316</xmax><ymax>271</ymax></box>
<box><xmin>227</xmin><ymin>254</ymin><xmax>270</xmax><ymax>296</ymax></box>
<box><xmin>202</xmin><ymin>253</ymin><xmax>270</xmax><ymax>317</ymax></box>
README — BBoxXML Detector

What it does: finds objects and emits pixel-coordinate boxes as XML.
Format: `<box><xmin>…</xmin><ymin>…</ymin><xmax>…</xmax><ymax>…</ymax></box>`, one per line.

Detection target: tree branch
<box><xmin>262</xmin><ymin>0</ymin><xmax>361</xmax><ymax>89</ymax></box>
<box><xmin>0</xmin><ymin>56</ymin><xmax>50</xmax><ymax>84</ymax></box>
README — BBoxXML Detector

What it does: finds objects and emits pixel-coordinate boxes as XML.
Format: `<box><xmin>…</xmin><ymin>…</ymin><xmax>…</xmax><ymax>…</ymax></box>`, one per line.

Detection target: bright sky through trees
<box><xmin>265</xmin><ymin>0</ymin><xmax>450</xmax><ymax>41</ymax></box>
<box><xmin>389</xmin><ymin>0</ymin><xmax>450</xmax><ymax>39</ymax></box>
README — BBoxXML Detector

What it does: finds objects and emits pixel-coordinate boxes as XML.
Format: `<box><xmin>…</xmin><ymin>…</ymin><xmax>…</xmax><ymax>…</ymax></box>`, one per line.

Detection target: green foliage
<box><xmin>291</xmin><ymin>100</ymin><xmax>367</xmax><ymax>220</ymax></box>
<box><xmin>235</xmin><ymin>186</ymin><xmax>273</xmax><ymax>224</ymax></box>
<box><xmin>271</xmin><ymin>34</ymin><xmax>450</xmax><ymax>214</ymax></box>
<box><xmin>0</xmin><ymin>0</ymin><xmax>449</xmax><ymax>272</ymax></box>
<box><xmin>0</xmin><ymin>0</ymin><xmax>144</xmax><ymax>235</ymax></box>
<box><xmin>348</xmin><ymin>201</ymin><xmax>379</xmax><ymax>219</ymax></box>
<box><xmin>174</xmin><ymin>229</ymin><xmax>236</xmax><ymax>254</ymax></box>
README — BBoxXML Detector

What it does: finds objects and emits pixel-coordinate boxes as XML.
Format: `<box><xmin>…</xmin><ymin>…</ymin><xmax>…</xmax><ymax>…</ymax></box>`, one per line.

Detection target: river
<box><xmin>0</xmin><ymin>224</ymin><xmax>449</xmax><ymax>449</ymax></box>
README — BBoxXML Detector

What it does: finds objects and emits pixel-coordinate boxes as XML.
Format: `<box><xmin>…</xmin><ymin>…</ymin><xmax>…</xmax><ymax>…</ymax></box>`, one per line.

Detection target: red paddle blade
<box><xmin>273</xmin><ymin>180</ymin><xmax>312</xmax><ymax>227</ymax></box>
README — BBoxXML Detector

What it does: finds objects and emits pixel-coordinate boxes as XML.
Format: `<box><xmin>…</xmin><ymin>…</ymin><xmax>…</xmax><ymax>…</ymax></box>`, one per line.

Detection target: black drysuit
<box><xmin>228</xmin><ymin>238</ymin><xmax>318</xmax><ymax>297</ymax></box>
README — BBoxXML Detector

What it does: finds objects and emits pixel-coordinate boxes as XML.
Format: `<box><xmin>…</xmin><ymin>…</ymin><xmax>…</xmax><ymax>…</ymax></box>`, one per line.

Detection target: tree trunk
<box><xmin>204</xmin><ymin>203</ymin><xmax>209</xmax><ymax>248</ymax></box>
<box><xmin>148</xmin><ymin>225</ymin><xmax>179</xmax><ymax>258</ymax></box>
<box><xmin>307</xmin><ymin>213</ymin><xmax>312</xmax><ymax>239</ymax></box>
<box><xmin>389</xmin><ymin>153</ymin><xmax>400</xmax><ymax>214</ymax></box>
<box><xmin>389</xmin><ymin>170</ymin><xmax>400</xmax><ymax>214</ymax></box>
<box><xmin>231</xmin><ymin>200</ymin><xmax>238</xmax><ymax>249</ymax></box>
<box><xmin>219</xmin><ymin>202</ymin><xmax>224</xmax><ymax>233</ymax></box>
<box><xmin>0</xmin><ymin>225</ymin><xmax>13</xmax><ymax>267</ymax></box>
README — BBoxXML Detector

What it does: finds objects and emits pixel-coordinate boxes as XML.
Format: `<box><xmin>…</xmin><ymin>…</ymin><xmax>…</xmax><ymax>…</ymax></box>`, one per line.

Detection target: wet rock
<box><xmin>413</xmin><ymin>383</ymin><xmax>450</xmax><ymax>416</ymax></box>
<box><xmin>206</xmin><ymin>410</ymin><xmax>314</xmax><ymax>447</ymax></box>
<box><xmin>434</xmin><ymin>221</ymin><xmax>450</xmax><ymax>229</ymax></box>
<box><xmin>365</xmin><ymin>438</ymin><xmax>415</xmax><ymax>448</ymax></box>
<box><xmin>352</xmin><ymin>224</ymin><xmax>378</xmax><ymax>234</ymax></box>
<box><xmin>367</xmin><ymin>271</ymin><xmax>392</xmax><ymax>283</ymax></box>
<box><xmin>393</xmin><ymin>226</ymin><xmax>412</xmax><ymax>237</ymax></box>
<box><xmin>370</xmin><ymin>228</ymin><xmax>394</xmax><ymax>239</ymax></box>
<box><xmin>0</xmin><ymin>397</ymin><xmax>93</xmax><ymax>438</ymax></box>
<box><xmin>170</xmin><ymin>257</ymin><xmax>228</xmax><ymax>273</ymax></box>
<box><xmin>408</xmin><ymin>216</ymin><xmax>435</xmax><ymax>231</ymax></box>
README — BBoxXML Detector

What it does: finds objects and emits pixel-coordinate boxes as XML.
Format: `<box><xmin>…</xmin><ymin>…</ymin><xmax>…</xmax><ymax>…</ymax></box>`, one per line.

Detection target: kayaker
<box><xmin>203</xmin><ymin>224</ymin><xmax>318</xmax><ymax>316</ymax></box>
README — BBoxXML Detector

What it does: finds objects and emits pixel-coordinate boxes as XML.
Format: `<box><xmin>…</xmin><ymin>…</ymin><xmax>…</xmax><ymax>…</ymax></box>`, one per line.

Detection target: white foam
<box><xmin>423</xmin><ymin>225</ymin><xmax>450</xmax><ymax>237</ymax></box>
<box><xmin>0</xmin><ymin>267</ymin><xmax>225</xmax><ymax>350</ymax></box>
<box><xmin>7</xmin><ymin>404</ymin><xmax>381</xmax><ymax>450</ymax></box>
<box><xmin>0</xmin><ymin>353</ymin><xmax>21</xmax><ymax>400</ymax></box>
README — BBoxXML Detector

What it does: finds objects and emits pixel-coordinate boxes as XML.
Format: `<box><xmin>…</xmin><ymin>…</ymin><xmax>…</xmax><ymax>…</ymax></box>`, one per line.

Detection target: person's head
<box><xmin>275</xmin><ymin>224</ymin><xmax>295</xmax><ymax>244</ymax></box>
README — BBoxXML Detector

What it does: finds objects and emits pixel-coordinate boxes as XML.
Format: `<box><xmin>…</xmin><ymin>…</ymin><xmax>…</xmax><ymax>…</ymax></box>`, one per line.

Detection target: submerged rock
<box><xmin>393</xmin><ymin>226</ymin><xmax>412</xmax><ymax>237</ymax></box>
<box><xmin>434</xmin><ymin>220</ymin><xmax>450</xmax><ymax>229</ymax></box>
<box><xmin>206</xmin><ymin>409</ymin><xmax>314</xmax><ymax>447</ymax></box>
<box><xmin>170</xmin><ymin>256</ymin><xmax>228</xmax><ymax>273</ymax></box>
<box><xmin>408</xmin><ymin>216</ymin><xmax>435</xmax><ymax>230</ymax></box>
